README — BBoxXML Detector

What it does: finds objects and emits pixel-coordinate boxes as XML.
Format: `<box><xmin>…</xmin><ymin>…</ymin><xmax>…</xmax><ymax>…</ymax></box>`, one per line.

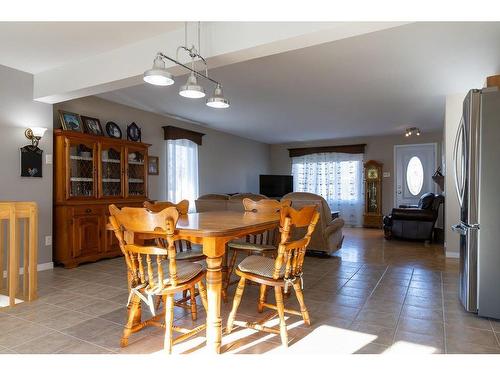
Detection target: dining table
<box><xmin>133</xmin><ymin>210</ymin><xmax>280</xmax><ymax>354</ymax></box>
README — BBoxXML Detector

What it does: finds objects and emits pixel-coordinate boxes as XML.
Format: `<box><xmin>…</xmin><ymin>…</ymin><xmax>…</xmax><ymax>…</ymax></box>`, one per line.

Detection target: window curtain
<box><xmin>292</xmin><ymin>152</ymin><xmax>364</xmax><ymax>226</ymax></box>
<box><xmin>166</xmin><ymin>139</ymin><xmax>199</xmax><ymax>212</ymax></box>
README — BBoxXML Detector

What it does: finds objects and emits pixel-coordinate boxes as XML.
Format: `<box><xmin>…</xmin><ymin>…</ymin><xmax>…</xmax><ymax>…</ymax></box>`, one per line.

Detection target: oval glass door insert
<box><xmin>406</xmin><ymin>156</ymin><xmax>424</xmax><ymax>196</ymax></box>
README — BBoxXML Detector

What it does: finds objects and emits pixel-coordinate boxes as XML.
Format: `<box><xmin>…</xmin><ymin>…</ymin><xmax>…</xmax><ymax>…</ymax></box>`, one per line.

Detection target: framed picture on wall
<box><xmin>58</xmin><ymin>110</ymin><xmax>83</xmax><ymax>132</ymax></box>
<box><xmin>105</xmin><ymin>121</ymin><xmax>122</xmax><ymax>139</ymax></box>
<box><xmin>81</xmin><ymin>116</ymin><xmax>104</xmax><ymax>136</ymax></box>
<box><xmin>127</xmin><ymin>122</ymin><xmax>141</xmax><ymax>142</ymax></box>
<box><xmin>148</xmin><ymin>156</ymin><xmax>159</xmax><ymax>175</ymax></box>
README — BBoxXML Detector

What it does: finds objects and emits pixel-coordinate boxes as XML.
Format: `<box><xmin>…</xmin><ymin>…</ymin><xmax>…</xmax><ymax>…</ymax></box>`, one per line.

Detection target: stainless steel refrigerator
<box><xmin>452</xmin><ymin>87</ymin><xmax>500</xmax><ymax>319</ymax></box>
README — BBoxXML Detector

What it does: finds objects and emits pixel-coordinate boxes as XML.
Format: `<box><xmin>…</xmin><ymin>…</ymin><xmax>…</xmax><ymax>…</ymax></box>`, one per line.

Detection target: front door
<box><xmin>394</xmin><ymin>143</ymin><xmax>437</xmax><ymax>207</ymax></box>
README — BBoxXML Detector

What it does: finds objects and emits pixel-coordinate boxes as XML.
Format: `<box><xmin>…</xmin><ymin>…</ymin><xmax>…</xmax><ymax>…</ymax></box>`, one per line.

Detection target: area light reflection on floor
<box><xmin>280</xmin><ymin>324</ymin><xmax>378</xmax><ymax>354</ymax></box>
<box><xmin>382</xmin><ymin>341</ymin><xmax>438</xmax><ymax>355</ymax></box>
<box><xmin>0</xmin><ymin>294</ymin><xmax>23</xmax><ymax>308</ymax></box>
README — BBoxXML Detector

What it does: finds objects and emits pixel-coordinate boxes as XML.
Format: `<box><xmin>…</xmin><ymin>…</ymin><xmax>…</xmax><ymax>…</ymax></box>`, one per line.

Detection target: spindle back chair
<box><xmin>143</xmin><ymin>200</ymin><xmax>205</xmax><ymax>317</ymax></box>
<box><xmin>226</xmin><ymin>204</ymin><xmax>320</xmax><ymax>347</ymax></box>
<box><xmin>144</xmin><ymin>200</ymin><xmax>205</xmax><ymax>260</ymax></box>
<box><xmin>224</xmin><ymin>199</ymin><xmax>290</xmax><ymax>298</ymax></box>
<box><xmin>109</xmin><ymin>204</ymin><xmax>207</xmax><ymax>353</ymax></box>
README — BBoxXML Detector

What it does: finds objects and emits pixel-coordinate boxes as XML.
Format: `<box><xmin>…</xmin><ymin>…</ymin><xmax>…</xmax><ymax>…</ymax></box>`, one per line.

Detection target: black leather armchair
<box><xmin>383</xmin><ymin>193</ymin><xmax>444</xmax><ymax>241</ymax></box>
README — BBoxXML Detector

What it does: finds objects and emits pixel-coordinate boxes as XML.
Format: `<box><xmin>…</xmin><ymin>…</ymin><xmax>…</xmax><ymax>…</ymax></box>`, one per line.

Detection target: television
<box><xmin>259</xmin><ymin>175</ymin><xmax>293</xmax><ymax>198</ymax></box>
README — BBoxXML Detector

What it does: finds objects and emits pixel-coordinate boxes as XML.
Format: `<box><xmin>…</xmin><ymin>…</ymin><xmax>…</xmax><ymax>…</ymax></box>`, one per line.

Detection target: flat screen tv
<box><xmin>259</xmin><ymin>175</ymin><xmax>293</xmax><ymax>198</ymax></box>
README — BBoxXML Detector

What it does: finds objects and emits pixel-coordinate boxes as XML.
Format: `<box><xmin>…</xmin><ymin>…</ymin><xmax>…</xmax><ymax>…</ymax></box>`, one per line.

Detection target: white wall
<box><xmin>0</xmin><ymin>64</ymin><xmax>54</xmax><ymax>265</ymax></box>
<box><xmin>54</xmin><ymin>96</ymin><xmax>270</xmax><ymax>199</ymax></box>
<box><xmin>444</xmin><ymin>93</ymin><xmax>466</xmax><ymax>258</ymax></box>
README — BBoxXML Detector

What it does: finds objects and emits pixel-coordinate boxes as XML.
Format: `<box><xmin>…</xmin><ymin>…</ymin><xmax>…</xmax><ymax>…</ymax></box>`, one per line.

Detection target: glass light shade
<box><xmin>179</xmin><ymin>72</ymin><xmax>205</xmax><ymax>98</ymax></box>
<box><xmin>143</xmin><ymin>56</ymin><xmax>174</xmax><ymax>86</ymax></box>
<box><xmin>31</xmin><ymin>127</ymin><xmax>47</xmax><ymax>137</ymax></box>
<box><xmin>206</xmin><ymin>84</ymin><xmax>230</xmax><ymax>108</ymax></box>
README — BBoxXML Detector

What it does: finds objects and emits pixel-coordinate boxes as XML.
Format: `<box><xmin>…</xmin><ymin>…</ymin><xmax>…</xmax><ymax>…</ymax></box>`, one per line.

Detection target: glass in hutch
<box><xmin>127</xmin><ymin>149</ymin><xmax>146</xmax><ymax>197</ymax></box>
<box><xmin>68</xmin><ymin>142</ymin><xmax>95</xmax><ymax>198</ymax></box>
<box><xmin>100</xmin><ymin>145</ymin><xmax>123</xmax><ymax>197</ymax></box>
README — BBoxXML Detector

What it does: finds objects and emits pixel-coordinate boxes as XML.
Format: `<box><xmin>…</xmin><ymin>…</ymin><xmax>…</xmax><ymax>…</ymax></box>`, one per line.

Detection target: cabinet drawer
<box><xmin>73</xmin><ymin>206</ymin><xmax>103</xmax><ymax>216</ymax></box>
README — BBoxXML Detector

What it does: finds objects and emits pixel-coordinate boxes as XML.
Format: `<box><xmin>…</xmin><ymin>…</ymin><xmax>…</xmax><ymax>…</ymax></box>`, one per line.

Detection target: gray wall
<box><xmin>0</xmin><ymin>64</ymin><xmax>53</xmax><ymax>265</ymax></box>
<box><xmin>270</xmin><ymin>131</ymin><xmax>443</xmax><ymax>216</ymax></box>
<box><xmin>54</xmin><ymin>96</ymin><xmax>271</xmax><ymax>199</ymax></box>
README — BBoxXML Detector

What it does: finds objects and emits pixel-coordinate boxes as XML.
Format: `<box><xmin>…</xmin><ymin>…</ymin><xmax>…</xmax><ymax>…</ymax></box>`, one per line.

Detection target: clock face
<box><xmin>367</xmin><ymin>168</ymin><xmax>378</xmax><ymax>179</ymax></box>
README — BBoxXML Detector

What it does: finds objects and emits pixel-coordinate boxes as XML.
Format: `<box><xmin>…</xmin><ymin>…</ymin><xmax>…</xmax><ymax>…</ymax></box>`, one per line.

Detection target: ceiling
<box><xmin>0</xmin><ymin>22</ymin><xmax>183</xmax><ymax>73</ymax></box>
<box><xmin>98</xmin><ymin>22</ymin><xmax>500</xmax><ymax>144</ymax></box>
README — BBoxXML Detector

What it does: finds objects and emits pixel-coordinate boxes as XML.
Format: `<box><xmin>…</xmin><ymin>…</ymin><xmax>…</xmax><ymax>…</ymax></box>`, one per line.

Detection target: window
<box><xmin>406</xmin><ymin>156</ymin><xmax>424</xmax><ymax>196</ymax></box>
<box><xmin>292</xmin><ymin>152</ymin><xmax>364</xmax><ymax>226</ymax></box>
<box><xmin>166</xmin><ymin>139</ymin><xmax>199</xmax><ymax>211</ymax></box>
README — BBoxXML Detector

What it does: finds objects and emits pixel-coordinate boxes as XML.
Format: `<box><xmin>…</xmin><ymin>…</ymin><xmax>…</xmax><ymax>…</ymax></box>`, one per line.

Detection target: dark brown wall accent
<box><xmin>288</xmin><ymin>143</ymin><xmax>366</xmax><ymax>157</ymax></box>
<box><xmin>163</xmin><ymin>125</ymin><xmax>205</xmax><ymax>146</ymax></box>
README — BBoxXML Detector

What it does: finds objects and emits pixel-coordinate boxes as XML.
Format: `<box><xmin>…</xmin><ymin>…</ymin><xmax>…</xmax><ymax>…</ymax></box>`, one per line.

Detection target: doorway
<box><xmin>394</xmin><ymin>143</ymin><xmax>437</xmax><ymax>207</ymax></box>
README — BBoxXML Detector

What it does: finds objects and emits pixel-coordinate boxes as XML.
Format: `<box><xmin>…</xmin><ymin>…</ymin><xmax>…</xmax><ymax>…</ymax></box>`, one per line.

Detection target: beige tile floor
<box><xmin>1</xmin><ymin>228</ymin><xmax>500</xmax><ymax>354</ymax></box>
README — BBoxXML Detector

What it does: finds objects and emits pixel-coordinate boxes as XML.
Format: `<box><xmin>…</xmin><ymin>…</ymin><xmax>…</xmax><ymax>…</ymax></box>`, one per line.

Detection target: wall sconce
<box><xmin>24</xmin><ymin>127</ymin><xmax>47</xmax><ymax>148</ymax></box>
<box><xmin>21</xmin><ymin>127</ymin><xmax>47</xmax><ymax>178</ymax></box>
<box><xmin>405</xmin><ymin>127</ymin><xmax>421</xmax><ymax>137</ymax></box>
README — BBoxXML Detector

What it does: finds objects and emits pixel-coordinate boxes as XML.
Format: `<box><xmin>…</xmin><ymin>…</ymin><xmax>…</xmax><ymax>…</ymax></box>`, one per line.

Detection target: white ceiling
<box><xmin>98</xmin><ymin>22</ymin><xmax>500</xmax><ymax>144</ymax></box>
<box><xmin>0</xmin><ymin>22</ymin><xmax>183</xmax><ymax>73</ymax></box>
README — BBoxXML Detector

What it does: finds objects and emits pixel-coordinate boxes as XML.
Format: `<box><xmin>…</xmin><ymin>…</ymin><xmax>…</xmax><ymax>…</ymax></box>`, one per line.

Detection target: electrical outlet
<box><xmin>45</xmin><ymin>235</ymin><xmax>52</xmax><ymax>246</ymax></box>
<box><xmin>46</xmin><ymin>154</ymin><xmax>53</xmax><ymax>164</ymax></box>
<box><xmin>383</xmin><ymin>172</ymin><xmax>390</xmax><ymax>178</ymax></box>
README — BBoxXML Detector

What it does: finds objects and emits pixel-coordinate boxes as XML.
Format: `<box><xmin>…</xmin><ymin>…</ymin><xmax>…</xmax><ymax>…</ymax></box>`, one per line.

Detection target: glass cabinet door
<box><xmin>126</xmin><ymin>148</ymin><xmax>146</xmax><ymax>197</ymax></box>
<box><xmin>100</xmin><ymin>145</ymin><xmax>123</xmax><ymax>197</ymax></box>
<box><xmin>68</xmin><ymin>141</ymin><xmax>96</xmax><ymax>198</ymax></box>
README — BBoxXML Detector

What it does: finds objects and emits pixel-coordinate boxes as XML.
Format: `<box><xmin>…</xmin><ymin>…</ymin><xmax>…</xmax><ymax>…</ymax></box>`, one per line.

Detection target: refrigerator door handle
<box><xmin>452</xmin><ymin>223</ymin><xmax>467</xmax><ymax>235</ymax></box>
<box><xmin>453</xmin><ymin>117</ymin><xmax>465</xmax><ymax>208</ymax></box>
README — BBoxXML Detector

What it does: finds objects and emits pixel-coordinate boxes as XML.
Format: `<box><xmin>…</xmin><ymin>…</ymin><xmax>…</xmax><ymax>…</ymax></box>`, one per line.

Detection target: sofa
<box><xmin>195</xmin><ymin>191</ymin><xmax>344</xmax><ymax>256</ymax></box>
<box><xmin>195</xmin><ymin>193</ymin><xmax>267</xmax><ymax>212</ymax></box>
<box><xmin>282</xmin><ymin>192</ymin><xmax>344</xmax><ymax>256</ymax></box>
<box><xmin>383</xmin><ymin>192</ymin><xmax>444</xmax><ymax>241</ymax></box>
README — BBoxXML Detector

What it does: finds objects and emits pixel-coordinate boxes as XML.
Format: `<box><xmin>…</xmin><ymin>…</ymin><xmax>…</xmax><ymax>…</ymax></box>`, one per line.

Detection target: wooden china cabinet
<box><xmin>53</xmin><ymin>129</ymin><xmax>150</xmax><ymax>268</ymax></box>
<box><xmin>363</xmin><ymin>160</ymin><xmax>383</xmax><ymax>228</ymax></box>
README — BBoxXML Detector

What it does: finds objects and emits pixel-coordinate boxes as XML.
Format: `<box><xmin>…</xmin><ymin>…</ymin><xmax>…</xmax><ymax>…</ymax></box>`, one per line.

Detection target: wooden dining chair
<box><xmin>108</xmin><ymin>204</ymin><xmax>208</xmax><ymax>354</ymax></box>
<box><xmin>226</xmin><ymin>205</ymin><xmax>320</xmax><ymax>347</ymax></box>
<box><xmin>144</xmin><ymin>200</ymin><xmax>205</xmax><ymax>262</ymax></box>
<box><xmin>144</xmin><ymin>200</ymin><xmax>205</xmax><ymax>319</ymax></box>
<box><xmin>224</xmin><ymin>198</ymin><xmax>291</xmax><ymax>299</ymax></box>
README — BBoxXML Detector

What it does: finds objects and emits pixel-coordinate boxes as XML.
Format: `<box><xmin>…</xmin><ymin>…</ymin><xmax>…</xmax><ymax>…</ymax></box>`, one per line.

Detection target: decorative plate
<box><xmin>106</xmin><ymin>122</ymin><xmax>122</xmax><ymax>139</ymax></box>
<box><xmin>127</xmin><ymin>122</ymin><xmax>141</xmax><ymax>142</ymax></box>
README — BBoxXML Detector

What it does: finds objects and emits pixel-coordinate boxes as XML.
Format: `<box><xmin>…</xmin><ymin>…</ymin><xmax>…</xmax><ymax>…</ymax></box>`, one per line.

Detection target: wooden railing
<box><xmin>0</xmin><ymin>201</ymin><xmax>38</xmax><ymax>306</ymax></box>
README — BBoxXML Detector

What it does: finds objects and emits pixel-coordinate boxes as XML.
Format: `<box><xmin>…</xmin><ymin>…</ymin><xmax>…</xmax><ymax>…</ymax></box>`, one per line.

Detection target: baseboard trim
<box><xmin>2</xmin><ymin>262</ymin><xmax>53</xmax><ymax>278</ymax></box>
<box><xmin>446</xmin><ymin>251</ymin><xmax>460</xmax><ymax>259</ymax></box>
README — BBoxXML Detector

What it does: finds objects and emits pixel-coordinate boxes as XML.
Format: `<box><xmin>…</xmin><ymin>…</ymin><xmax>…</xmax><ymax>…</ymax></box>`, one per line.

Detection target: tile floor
<box><xmin>1</xmin><ymin>228</ymin><xmax>500</xmax><ymax>354</ymax></box>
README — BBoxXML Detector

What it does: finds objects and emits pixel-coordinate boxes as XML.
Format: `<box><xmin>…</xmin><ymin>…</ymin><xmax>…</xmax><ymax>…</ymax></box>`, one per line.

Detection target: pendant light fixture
<box><xmin>143</xmin><ymin>22</ymin><xmax>230</xmax><ymax>109</ymax></box>
<box><xmin>206</xmin><ymin>84</ymin><xmax>230</xmax><ymax>108</ymax></box>
<box><xmin>143</xmin><ymin>56</ymin><xmax>174</xmax><ymax>86</ymax></box>
<box><xmin>179</xmin><ymin>71</ymin><xmax>205</xmax><ymax>98</ymax></box>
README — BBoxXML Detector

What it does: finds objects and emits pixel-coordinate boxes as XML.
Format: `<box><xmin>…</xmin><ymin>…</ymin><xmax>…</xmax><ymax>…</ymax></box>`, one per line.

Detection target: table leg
<box><xmin>221</xmin><ymin>247</ymin><xmax>229</xmax><ymax>302</ymax></box>
<box><xmin>205</xmin><ymin>253</ymin><xmax>223</xmax><ymax>354</ymax></box>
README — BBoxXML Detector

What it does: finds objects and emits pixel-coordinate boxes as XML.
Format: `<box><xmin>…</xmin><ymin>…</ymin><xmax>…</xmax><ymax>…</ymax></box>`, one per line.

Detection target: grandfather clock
<box><xmin>363</xmin><ymin>160</ymin><xmax>383</xmax><ymax>228</ymax></box>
